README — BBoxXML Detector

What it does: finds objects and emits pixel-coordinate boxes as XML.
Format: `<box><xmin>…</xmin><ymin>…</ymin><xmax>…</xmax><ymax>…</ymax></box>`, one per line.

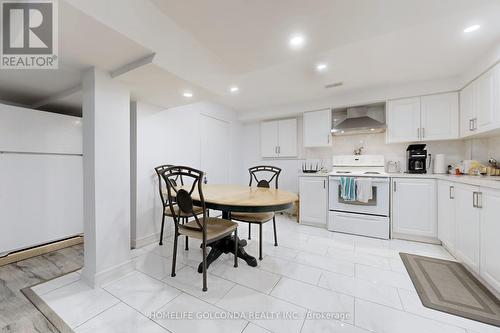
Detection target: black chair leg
<box><xmin>248</xmin><ymin>223</ymin><xmax>251</xmax><ymax>240</ymax></box>
<box><xmin>202</xmin><ymin>238</ymin><xmax>207</xmax><ymax>292</ymax></box>
<box><xmin>184</xmin><ymin>218</ymin><xmax>189</xmax><ymax>251</ymax></box>
<box><xmin>273</xmin><ymin>216</ymin><xmax>278</xmax><ymax>247</ymax></box>
<box><xmin>234</xmin><ymin>229</ymin><xmax>238</xmax><ymax>268</ymax></box>
<box><xmin>259</xmin><ymin>223</ymin><xmax>263</xmax><ymax>260</ymax></box>
<box><xmin>159</xmin><ymin>214</ymin><xmax>165</xmax><ymax>246</ymax></box>
<box><xmin>171</xmin><ymin>233</ymin><xmax>178</xmax><ymax>277</ymax></box>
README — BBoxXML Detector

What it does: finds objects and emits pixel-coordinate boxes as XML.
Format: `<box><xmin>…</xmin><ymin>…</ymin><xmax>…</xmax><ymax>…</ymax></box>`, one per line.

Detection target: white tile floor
<box><xmin>33</xmin><ymin>215</ymin><xmax>500</xmax><ymax>333</ymax></box>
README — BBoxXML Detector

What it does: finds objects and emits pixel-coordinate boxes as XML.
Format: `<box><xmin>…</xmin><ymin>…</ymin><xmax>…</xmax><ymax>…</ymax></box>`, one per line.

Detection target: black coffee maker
<box><xmin>407</xmin><ymin>144</ymin><xmax>428</xmax><ymax>174</ymax></box>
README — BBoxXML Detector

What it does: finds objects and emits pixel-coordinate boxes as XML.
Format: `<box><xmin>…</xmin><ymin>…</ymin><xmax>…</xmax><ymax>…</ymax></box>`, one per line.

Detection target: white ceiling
<box><xmin>1</xmin><ymin>0</ymin><xmax>500</xmax><ymax>117</ymax></box>
<box><xmin>149</xmin><ymin>0</ymin><xmax>500</xmax><ymax>111</ymax></box>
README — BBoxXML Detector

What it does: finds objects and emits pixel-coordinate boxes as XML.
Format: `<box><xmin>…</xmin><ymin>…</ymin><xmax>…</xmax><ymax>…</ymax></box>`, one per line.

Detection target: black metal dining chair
<box><xmin>230</xmin><ymin>165</ymin><xmax>281</xmax><ymax>260</ymax></box>
<box><xmin>162</xmin><ymin>166</ymin><xmax>238</xmax><ymax>292</ymax></box>
<box><xmin>154</xmin><ymin>164</ymin><xmax>203</xmax><ymax>249</ymax></box>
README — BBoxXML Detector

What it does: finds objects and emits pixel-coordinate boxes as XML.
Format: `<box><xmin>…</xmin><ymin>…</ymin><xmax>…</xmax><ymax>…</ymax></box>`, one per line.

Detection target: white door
<box><xmin>392</xmin><ymin>178</ymin><xmax>437</xmax><ymax>239</ymax></box>
<box><xmin>386</xmin><ymin>97</ymin><xmax>421</xmax><ymax>143</ymax></box>
<box><xmin>480</xmin><ymin>188</ymin><xmax>500</xmax><ymax>291</ymax></box>
<box><xmin>277</xmin><ymin>118</ymin><xmax>297</xmax><ymax>157</ymax></box>
<box><xmin>437</xmin><ymin>180</ymin><xmax>456</xmax><ymax>252</ymax></box>
<box><xmin>454</xmin><ymin>183</ymin><xmax>480</xmax><ymax>273</ymax></box>
<box><xmin>420</xmin><ymin>93</ymin><xmax>459</xmax><ymax>141</ymax></box>
<box><xmin>475</xmin><ymin>66</ymin><xmax>499</xmax><ymax>133</ymax></box>
<box><xmin>299</xmin><ymin>177</ymin><xmax>327</xmax><ymax>226</ymax></box>
<box><xmin>200</xmin><ymin>115</ymin><xmax>230</xmax><ymax>184</ymax></box>
<box><xmin>460</xmin><ymin>83</ymin><xmax>475</xmax><ymax>137</ymax></box>
<box><xmin>303</xmin><ymin>109</ymin><xmax>332</xmax><ymax>147</ymax></box>
<box><xmin>260</xmin><ymin>120</ymin><xmax>279</xmax><ymax>158</ymax></box>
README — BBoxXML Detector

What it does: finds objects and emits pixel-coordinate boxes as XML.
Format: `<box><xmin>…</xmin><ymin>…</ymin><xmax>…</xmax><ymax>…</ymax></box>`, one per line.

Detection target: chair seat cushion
<box><xmin>164</xmin><ymin>205</ymin><xmax>203</xmax><ymax>217</ymax></box>
<box><xmin>179</xmin><ymin>217</ymin><xmax>238</xmax><ymax>241</ymax></box>
<box><xmin>230</xmin><ymin>212</ymin><xmax>274</xmax><ymax>223</ymax></box>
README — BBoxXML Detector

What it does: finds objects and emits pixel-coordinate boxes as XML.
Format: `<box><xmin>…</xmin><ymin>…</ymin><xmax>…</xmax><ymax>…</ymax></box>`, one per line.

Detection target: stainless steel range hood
<box><xmin>331</xmin><ymin>102</ymin><xmax>386</xmax><ymax>136</ymax></box>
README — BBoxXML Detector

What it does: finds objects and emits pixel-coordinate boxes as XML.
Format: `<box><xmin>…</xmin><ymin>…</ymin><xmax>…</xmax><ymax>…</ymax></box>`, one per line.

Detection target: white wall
<box><xmin>131</xmin><ymin>100</ymin><xmax>242</xmax><ymax>248</ymax></box>
<box><xmin>82</xmin><ymin>68</ymin><xmax>133</xmax><ymax>286</ymax></box>
<box><xmin>0</xmin><ymin>103</ymin><xmax>83</xmax><ymax>255</ymax></box>
<box><xmin>240</xmin><ymin>118</ymin><xmax>468</xmax><ymax>193</ymax></box>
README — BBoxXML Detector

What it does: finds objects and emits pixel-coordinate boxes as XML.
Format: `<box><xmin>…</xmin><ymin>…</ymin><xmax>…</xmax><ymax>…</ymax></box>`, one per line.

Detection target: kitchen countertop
<box><xmin>388</xmin><ymin>173</ymin><xmax>500</xmax><ymax>190</ymax></box>
<box><xmin>298</xmin><ymin>172</ymin><xmax>500</xmax><ymax>189</ymax></box>
<box><xmin>298</xmin><ymin>172</ymin><xmax>330</xmax><ymax>177</ymax></box>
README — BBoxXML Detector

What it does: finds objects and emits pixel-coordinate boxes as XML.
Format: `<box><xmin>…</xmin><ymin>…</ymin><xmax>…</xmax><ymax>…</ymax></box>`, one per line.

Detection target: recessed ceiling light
<box><xmin>370</xmin><ymin>128</ymin><xmax>375</xmax><ymax>131</ymax></box>
<box><xmin>183</xmin><ymin>91</ymin><xmax>193</xmax><ymax>98</ymax></box>
<box><xmin>229</xmin><ymin>86</ymin><xmax>239</xmax><ymax>93</ymax></box>
<box><xmin>464</xmin><ymin>24</ymin><xmax>480</xmax><ymax>33</ymax></box>
<box><xmin>289</xmin><ymin>34</ymin><xmax>305</xmax><ymax>49</ymax></box>
<box><xmin>316</xmin><ymin>63</ymin><xmax>328</xmax><ymax>72</ymax></box>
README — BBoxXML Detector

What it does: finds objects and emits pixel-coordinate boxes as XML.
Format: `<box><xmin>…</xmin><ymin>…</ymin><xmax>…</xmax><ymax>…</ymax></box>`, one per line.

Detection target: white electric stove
<box><xmin>328</xmin><ymin>155</ymin><xmax>390</xmax><ymax>239</ymax></box>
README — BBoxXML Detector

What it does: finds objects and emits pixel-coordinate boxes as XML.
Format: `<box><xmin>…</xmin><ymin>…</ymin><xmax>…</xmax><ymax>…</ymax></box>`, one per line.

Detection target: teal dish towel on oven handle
<box><xmin>339</xmin><ymin>177</ymin><xmax>356</xmax><ymax>201</ymax></box>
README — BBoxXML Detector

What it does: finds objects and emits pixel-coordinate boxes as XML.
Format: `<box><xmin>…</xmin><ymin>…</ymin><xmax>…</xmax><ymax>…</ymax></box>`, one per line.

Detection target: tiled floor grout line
<box><xmin>146</xmin><ymin>238</ymin><xmax>413</xmax><ymax>312</ymax></box>
<box><xmin>33</xmin><ymin>217</ymin><xmax>490</xmax><ymax>333</ymax></box>
<box><xmin>268</xmin><ymin>276</ymin><xmax>282</xmax><ymax>295</ymax></box>
<box><xmin>396</xmin><ymin>288</ymin><xmax>405</xmax><ymax>311</ymax></box>
<box><xmin>71</xmin><ymin>294</ymin><xmax>121</xmax><ymax>330</ymax></box>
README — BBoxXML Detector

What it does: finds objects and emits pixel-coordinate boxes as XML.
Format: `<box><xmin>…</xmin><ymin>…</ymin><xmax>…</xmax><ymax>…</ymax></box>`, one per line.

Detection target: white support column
<box><xmin>81</xmin><ymin>67</ymin><xmax>133</xmax><ymax>287</ymax></box>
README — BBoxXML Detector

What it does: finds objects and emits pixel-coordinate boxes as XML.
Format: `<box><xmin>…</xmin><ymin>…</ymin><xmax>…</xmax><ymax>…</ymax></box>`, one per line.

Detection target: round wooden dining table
<box><xmin>186</xmin><ymin>184</ymin><xmax>298</xmax><ymax>271</ymax></box>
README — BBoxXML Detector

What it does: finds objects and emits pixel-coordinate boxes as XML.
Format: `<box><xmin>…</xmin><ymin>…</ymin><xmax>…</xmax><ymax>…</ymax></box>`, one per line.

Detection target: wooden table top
<box><xmin>170</xmin><ymin>184</ymin><xmax>298</xmax><ymax>213</ymax></box>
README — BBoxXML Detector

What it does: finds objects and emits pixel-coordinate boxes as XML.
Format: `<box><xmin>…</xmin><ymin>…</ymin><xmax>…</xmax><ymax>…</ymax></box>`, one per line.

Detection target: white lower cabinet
<box><xmin>437</xmin><ymin>180</ymin><xmax>456</xmax><ymax>252</ymax></box>
<box><xmin>479</xmin><ymin>188</ymin><xmax>500</xmax><ymax>291</ymax></box>
<box><xmin>392</xmin><ymin>178</ymin><xmax>437</xmax><ymax>241</ymax></box>
<box><xmin>437</xmin><ymin>181</ymin><xmax>500</xmax><ymax>293</ymax></box>
<box><xmin>299</xmin><ymin>176</ymin><xmax>328</xmax><ymax>227</ymax></box>
<box><xmin>454</xmin><ymin>183</ymin><xmax>481</xmax><ymax>274</ymax></box>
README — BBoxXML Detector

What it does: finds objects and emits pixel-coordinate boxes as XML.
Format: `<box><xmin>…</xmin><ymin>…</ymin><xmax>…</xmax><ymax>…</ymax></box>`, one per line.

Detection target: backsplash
<box><xmin>304</xmin><ymin>133</ymin><xmax>467</xmax><ymax>172</ymax></box>
<box><xmin>467</xmin><ymin>135</ymin><xmax>500</xmax><ymax>164</ymax></box>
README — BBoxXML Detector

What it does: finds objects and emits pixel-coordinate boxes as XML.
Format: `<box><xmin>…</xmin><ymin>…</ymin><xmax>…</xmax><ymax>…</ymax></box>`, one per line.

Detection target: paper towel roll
<box><xmin>434</xmin><ymin>154</ymin><xmax>447</xmax><ymax>174</ymax></box>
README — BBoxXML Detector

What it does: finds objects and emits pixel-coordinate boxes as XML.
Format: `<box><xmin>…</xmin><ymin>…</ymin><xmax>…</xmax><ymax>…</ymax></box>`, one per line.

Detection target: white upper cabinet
<box><xmin>260</xmin><ymin>118</ymin><xmax>297</xmax><ymax>158</ymax></box>
<box><xmin>475</xmin><ymin>65</ymin><xmax>500</xmax><ymax>132</ymax></box>
<box><xmin>460</xmin><ymin>63</ymin><xmax>500</xmax><ymax>137</ymax></box>
<box><xmin>421</xmin><ymin>92</ymin><xmax>459</xmax><ymax>141</ymax></box>
<box><xmin>303</xmin><ymin>109</ymin><xmax>332</xmax><ymax>147</ymax></box>
<box><xmin>460</xmin><ymin>83</ymin><xmax>475</xmax><ymax>137</ymax></box>
<box><xmin>277</xmin><ymin>118</ymin><xmax>297</xmax><ymax>157</ymax></box>
<box><xmin>387</xmin><ymin>93</ymin><xmax>459</xmax><ymax>143</ymax></box>
<box><xmin>260</xmin><ymin>120</ymin><xmax>279</xmax><ymax>158</ymax></box>
<box><xmin>386</xmin><ymin>97</ymin><xmax>421</xmax><ymax>143</ymax></box>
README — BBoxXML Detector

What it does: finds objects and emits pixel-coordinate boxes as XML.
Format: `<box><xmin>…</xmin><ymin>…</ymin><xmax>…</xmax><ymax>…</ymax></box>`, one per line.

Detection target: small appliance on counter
<box><xmin>433</xmin><ymin>154</ymin><xmax>447</xmax><ymax>174</ymax></box>
<box><xmin>301</xmin><ymin>160</ymin><xmax>321</xmax><ymax>173</ymax></box>
<box><xmin>406</xmin><ymin>144</ymin><xmax>429</xmax><ymax>174</ymax></box>
<box><xmin>386</xmin><ymin>160</ymin><xmax>401</xmax><ymax>173</ymax></box>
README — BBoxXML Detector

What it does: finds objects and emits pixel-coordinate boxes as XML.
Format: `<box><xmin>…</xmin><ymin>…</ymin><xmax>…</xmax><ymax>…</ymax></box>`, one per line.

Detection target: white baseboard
<box><xmin>131</xmin><ymin>229</ymin><xmax>173</xmax><ymax>249</ymax></box>
<box><xmin>81</xmin><ymin>259</ymin><xmax>135</xmax><ymax>287</ymax></box>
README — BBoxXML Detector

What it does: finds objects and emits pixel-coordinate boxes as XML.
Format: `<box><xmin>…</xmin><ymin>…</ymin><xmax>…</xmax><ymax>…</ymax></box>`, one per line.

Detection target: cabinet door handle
<box><xmin>323</xmin><ymin>180</ymin><xmax>326</xmax><ymax>189</ymax></box>
<box><xmin>393</xmin><ymin>181</ymin><xmax>397</xmax><ymax>192</ymax></box>
<box><xmin>469</xmin><ymin>119</ymin><xmax>473</xmax><ymax>131</ymax></box>
<box><xmin>422</xmin><ymin>128</ymin><xmax>425</xmax><ymax>138</ymax></box>
<box><xmin>473</xmin><ymin>192</ymin><xmax>477</xmax><ymax>208</ymax></box>
<box><xmin>327</xmin><ymin>135</ymin><xmax>330</xmax><ymax>144</ymax></box>
<box><xmin>473</xmin><ymin>118</ymin><xmax>477</xmax><ymax>131</ymax></box>
<box><xmin>477</xmin><ymin>192</ymin><xmax>483</xmax><ymax>208</ymax></box>
<box><xmin>417</xmin><ymin>128</ymin><xmax>420</xmax><ymax>139</ymax></box>
<box><xmin>449</xmin><ymin>186</ymin><xmax>454</xmax><ymax>199</ymax></box>
<box><xmin>278</xmin><ymin>146</ymin><xmax>280</xmax><ymax>154</ymax></box>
